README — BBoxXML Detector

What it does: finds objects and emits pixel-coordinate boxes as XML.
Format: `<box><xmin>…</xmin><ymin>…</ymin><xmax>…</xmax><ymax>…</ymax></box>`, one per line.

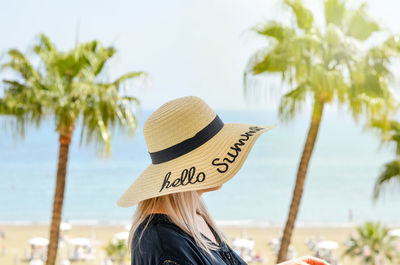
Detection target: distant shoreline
<box><xmin>1</xmin><ymin>219</ymin><xmax>399</xmax><ymax>228</ymax></box>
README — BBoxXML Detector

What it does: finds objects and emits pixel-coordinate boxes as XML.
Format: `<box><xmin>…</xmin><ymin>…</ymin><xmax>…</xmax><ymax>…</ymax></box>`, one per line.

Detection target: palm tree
<box><xmin>244</xmin><ymin>0</ymin><xmax>400</xmax><ymax>262</ymax></box>
<box><xmin>343</xmin><ymin>222</ymin><xmax>399</xmax><ymax>265</ymax></box>
<box><xmin>368</xmin><ymin>118</ymin><xmax>400</xmax><ymax>199</ymax></box>
<box><xmin>0</xmin><ymin>33</ymin><xmax>147</xmax><ymax>265</ymax></box>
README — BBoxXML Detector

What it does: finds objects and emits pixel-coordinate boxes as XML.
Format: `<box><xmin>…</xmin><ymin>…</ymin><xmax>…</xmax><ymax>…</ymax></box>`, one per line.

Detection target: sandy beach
<box><xmin>0</xmin><ymin>224</ymin><xmax>366</xmax><ymax>265</ymax></box>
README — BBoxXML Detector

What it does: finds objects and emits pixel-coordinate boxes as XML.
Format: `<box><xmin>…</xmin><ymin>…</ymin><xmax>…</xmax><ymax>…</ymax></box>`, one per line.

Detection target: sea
<box><xmin>1</xmin><ymin>108</ymin><xmax>399</xmax><ymax>227</ymax></box>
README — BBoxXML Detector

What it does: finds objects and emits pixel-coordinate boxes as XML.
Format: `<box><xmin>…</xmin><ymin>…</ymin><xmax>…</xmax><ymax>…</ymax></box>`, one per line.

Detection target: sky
<box><xmin>1</xmin><ymin>0</ymin><xmax>400</xmax><ymax>110</ymax></box>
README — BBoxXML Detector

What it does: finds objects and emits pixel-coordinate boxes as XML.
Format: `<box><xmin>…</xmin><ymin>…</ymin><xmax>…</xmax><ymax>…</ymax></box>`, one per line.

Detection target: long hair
<box><xmin>127</xmin><ymin>190</ymin><xmax>228</xmax><ymax>261</ymax></box>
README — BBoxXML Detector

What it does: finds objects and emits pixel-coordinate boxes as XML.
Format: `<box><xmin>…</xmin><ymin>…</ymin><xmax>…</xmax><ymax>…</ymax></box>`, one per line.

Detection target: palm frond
<box><xmin>324</xmin><ymin>0</ymin><xmax>346</xmax><ymax>28</ymax></box>
<box><xmin>344</xmin><ymin>3</ymin><xmax>380</xmax><ymax>41</ymax></box>
<box><xmin>278</xmin><ymin>82</ymin><xmax>309</xmax><ymax>122</ymax></box>
<box><xmin>283</xmin><ymin>0</ymin><xmax>314</xmax><ymax>31</ymax></box>
<box><xmin>251</xmin><ymin>21</ymin><xmax>295</xmax><ymax>42</ymax></box>
<box><xmin>373</xmin><ymin>160</ymin><xmax>400</xmax><ymax>199</ymax></box>
<box><xmin>114</xmin><ymin>71</ymin><xmax>147</xmax><ymax>88</ymax></box>
<box><xmin>1</xmin><ymin>49</ymin><xmax>42</xmax><ymax>81</ymax></box>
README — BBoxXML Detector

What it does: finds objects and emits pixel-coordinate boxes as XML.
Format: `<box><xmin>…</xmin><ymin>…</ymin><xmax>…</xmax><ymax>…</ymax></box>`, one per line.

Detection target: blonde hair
<box><xmin>127</xmin><ymin>190</ymin><xmax>228</xmax><ymax>261</ymax></box>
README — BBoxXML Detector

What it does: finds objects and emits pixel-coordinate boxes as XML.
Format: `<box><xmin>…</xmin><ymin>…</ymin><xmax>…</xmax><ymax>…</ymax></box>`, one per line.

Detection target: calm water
<box><xmin>0</xmin><ymin>108</ymin><xmax>399</xmax><ymax>226</ymax></box>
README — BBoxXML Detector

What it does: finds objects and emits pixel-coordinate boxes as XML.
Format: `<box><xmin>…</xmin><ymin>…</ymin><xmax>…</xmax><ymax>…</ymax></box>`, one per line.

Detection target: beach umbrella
<box><xmin>68</xmin><ymin>237</ymin><xmax>91</xmax><ymax>246</ymax></box>
<box><xmin>316</xmin><ymin>240</ymin><xmax>339</xmax><ymax>250</ymax></box>
<box><xmin>269</xmin><ymin>238</ymin><xmax>279</xmax><ymax>245</ymax></box>
<box><xmin>232</xmin><ymin>238</ymin><xmax>255</xmax><ymax>249</ymax></box>
<box><xmin>114</xmin><ymin>232</ymin><xmax>129</xmax><ymax>241</ymax></box>
<box><xmin>389</xmin><ymin>229</ymin><xmax>400</xmax><ymax>237</ymax></box>
<box><xmin>29</xmin><ymin>237</ymin><xmax>49</xmax><ymax>246</ymax></box>
<box><xmin>29</xmin><ymin>259</ymin><xmax>44</xmax><ymax>265</ymax></box>
<box><xmin>60</xmin><ymin>222</ymin><xmax>72</xmax><ymax>231</ymax></box>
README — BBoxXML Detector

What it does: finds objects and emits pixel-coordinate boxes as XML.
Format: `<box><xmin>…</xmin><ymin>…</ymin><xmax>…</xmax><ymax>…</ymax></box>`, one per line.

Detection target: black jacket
<box><xmin>131</xmin><ymin>213</ymin><xmax>248</xmax><ymax>265</ymax></box>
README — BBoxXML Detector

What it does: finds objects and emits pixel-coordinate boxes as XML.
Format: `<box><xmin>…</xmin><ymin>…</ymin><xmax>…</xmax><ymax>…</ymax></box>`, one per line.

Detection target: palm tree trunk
<box><xmin>277</xmin><ymin>100</ymin><xmax>325</xmax><ymax>263</ymax></box>
<box><xmin>46</xmin><ymin>128</ymin><xmax>73</xmax><ymax>265</ymax></box>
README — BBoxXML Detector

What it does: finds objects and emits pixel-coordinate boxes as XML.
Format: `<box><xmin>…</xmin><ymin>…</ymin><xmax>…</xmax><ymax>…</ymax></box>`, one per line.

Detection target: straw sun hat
<box><xmin>117</xmin><ymin>96</ymin><xmax>277</xmax><ymax>207</ymax></box>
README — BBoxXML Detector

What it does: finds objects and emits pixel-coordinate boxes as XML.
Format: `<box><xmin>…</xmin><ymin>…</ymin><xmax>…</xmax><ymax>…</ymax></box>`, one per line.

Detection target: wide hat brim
<box><xmin>117</xmin><ymin>123</ymin><xmax>276</xmax><ymax>207</ymax></box>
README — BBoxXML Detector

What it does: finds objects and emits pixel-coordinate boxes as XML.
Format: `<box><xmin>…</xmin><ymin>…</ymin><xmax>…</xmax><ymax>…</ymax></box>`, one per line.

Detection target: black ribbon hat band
<box><xmin>149</xmin><ymin>115</ymin><xmax>224</xmax><ymax>164</ymax></box>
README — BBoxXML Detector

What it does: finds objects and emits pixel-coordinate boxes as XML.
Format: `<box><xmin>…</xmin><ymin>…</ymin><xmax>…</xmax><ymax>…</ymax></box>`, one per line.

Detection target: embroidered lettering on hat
<box><xmin>159</xmin><ymin>166</ymin><xmax>206</xmax><ymax>192</ymax></box>
<box><xmin>158</xmin><ymin>126</ymin><xmax>264</xmax><ymax>193</ymax></box>
<box><xmin>212</xmin><ymin>126</ymin><xmax>264</xmax><ymax>173</ymax></box>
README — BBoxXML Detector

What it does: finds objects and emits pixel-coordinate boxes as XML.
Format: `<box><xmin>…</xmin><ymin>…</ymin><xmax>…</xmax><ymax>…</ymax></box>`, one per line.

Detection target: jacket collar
<box><xmin>145</xmin><ymin>213</ymin><xmax>228</xmax><ymax>251</ymax></box>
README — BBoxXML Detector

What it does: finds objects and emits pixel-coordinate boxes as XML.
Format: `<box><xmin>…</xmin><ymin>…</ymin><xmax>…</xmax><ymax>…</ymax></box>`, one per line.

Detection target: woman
<box><xmin>117</xmin><ymin>96</ymin><xmax>329</xmax><ymax>265</ymax></box>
